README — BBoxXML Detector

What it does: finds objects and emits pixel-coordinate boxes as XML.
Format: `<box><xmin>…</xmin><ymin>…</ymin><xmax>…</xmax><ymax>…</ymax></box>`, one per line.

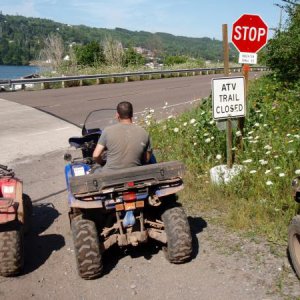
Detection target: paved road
<box><xmin>1</xmin><ymin>73</ymin><xmax>260</xmax><ymax>127</ymax></box>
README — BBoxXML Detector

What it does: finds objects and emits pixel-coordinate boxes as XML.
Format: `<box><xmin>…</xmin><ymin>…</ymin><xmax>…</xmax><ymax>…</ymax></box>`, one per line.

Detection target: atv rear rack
<box><xmin>70</xmin><ymin>161</ymin><xmax>185</xmax><ymax>196</ymax></box>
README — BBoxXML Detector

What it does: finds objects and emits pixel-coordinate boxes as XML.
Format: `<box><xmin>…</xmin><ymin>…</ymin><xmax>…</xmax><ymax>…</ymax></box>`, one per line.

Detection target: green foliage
<box><xmin>123</xmin><ymin>47</ymin><xmax>145</xmax><ymax>67</ymax></box>
<box><xmin>266</xmin><ymin>3</ymin><xmax>300</xmax><ymax>82</ymax></box>
<box><xmin>0</xmin><ymin>13</ymin><xmax>237</xmax><ymax>66</ymax></box>
<box><xmin>164</xmin><ymin>55</ymin><xmax>188</xmax><ymax>66</ymax></box>
<box><xmin>74</xmin><ymin>41</ymin><xmax>105</xmax><ymax>66</ymax></box>
<box><xmin>142</xmin><ymin>76</ymin><xmax>300</xmax><ymax>242</ymax></box>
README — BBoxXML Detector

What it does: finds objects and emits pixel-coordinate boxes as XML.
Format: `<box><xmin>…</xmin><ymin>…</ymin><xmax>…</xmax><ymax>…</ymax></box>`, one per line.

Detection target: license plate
<box><xmin>124</xmin><ymin>202</ymin><xmax>136</xmax><ymax>210</ymax></box>
<box><xmin>73</xmin><ymin>166</ymin><xmax>85</xmax><ymax>176</ymax></box>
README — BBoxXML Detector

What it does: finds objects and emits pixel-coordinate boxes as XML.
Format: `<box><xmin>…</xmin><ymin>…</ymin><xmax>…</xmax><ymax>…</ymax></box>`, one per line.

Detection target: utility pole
<box><xmin>274</xmin><ymin>3</ymin><xmax>285</xmax><ymax>31</ymax></box>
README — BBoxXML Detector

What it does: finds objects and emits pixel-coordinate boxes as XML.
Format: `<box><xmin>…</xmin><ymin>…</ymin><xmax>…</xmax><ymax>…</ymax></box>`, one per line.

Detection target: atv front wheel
<box><xmin>161</xmin><ymin>206</ymin><xmax>192</xmax><ymax>263</ymax></box>
<box><xmin>71</xmin><ymin>216</ymin><xmax>103</xmax><ymax>279</ymax></box>
<box><xmin>288</xmin><ymin>215</ymin><xmax>300</xmax><ymax>278</ymax></box>
<box><xmin>0</xmin><ymin>224</ymin><xmax>24</xmax><ymax>276</ymax></box>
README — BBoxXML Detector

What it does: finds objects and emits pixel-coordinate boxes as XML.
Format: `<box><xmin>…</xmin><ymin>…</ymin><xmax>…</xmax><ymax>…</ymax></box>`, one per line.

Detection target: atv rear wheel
<box><xmin>23</xmin><ymin>194</ymin><xmax>33</xmax><ymax>235</ymax></box>
<box><xmin>71</xmin><ymin>216</ymin><xmax>103</xmax><ymax>279</ymax></box>
<box><xmin>0</xmin><ymin>223</ymin><xmax>24</xmax><ymax>276</ymax></box>
<box><xmin>161</xmin><ymin>206</ymin><xmax>192</xmax><ymax>263</ymax></box>
<box><xmin>288</xmin><ymin>215</ymin><xmax>300</xmax><ymax>278</ymax></box>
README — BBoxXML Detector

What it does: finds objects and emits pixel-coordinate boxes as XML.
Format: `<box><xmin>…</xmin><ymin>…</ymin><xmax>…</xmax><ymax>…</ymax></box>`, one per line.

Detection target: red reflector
<box><xmin>127</xmin><ymin>182</ymin><xmax>135</xmax><ymax>187</ymax></box>
<box><xmin>123</xmin><ymin>191</ymin><xmax>136</xmax><ymax>201</ymax></box>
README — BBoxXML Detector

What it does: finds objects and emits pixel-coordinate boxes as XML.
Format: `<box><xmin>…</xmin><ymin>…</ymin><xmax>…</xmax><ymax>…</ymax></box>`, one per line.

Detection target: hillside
<box><xmin>0</xmin><ymin>13</ymin><xmax>237</xmax><ymax>65</ymax></box>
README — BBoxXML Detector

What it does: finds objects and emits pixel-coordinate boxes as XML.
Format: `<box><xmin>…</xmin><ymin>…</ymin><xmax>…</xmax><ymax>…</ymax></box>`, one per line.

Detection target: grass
<box><xmin>142</xmin><ymin>75</ymin><xmax>300</xmax><ymax>243</ymax></box>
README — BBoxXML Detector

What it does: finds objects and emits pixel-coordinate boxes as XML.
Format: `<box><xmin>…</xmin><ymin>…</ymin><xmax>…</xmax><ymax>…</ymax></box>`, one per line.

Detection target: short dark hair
<box><xmin>117</xmin><ymin>101</ymin><xmax>133</xmax><ymax>119</ymax></box>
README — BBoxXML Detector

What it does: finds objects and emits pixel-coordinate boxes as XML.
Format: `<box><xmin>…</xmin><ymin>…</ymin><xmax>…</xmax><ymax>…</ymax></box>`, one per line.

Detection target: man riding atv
<box><xmin>93</xmin><ymin>101</ymin><xmax>153</xmax><ymax>169</ymax></box>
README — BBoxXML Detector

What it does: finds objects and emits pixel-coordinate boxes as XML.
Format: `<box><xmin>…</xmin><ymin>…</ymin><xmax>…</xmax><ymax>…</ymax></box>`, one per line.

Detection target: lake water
<box><xmin>0</xmin><ymin>65</ymin><xmax>42</xmax><ymax>79</ymax></box>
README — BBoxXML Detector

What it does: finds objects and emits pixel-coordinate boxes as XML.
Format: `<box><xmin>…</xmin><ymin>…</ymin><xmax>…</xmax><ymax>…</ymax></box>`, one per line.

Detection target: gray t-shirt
<box><xmin>98</xmin><ymin>123</ymin><xmax>152</xmax><ymax>170</ymax></box>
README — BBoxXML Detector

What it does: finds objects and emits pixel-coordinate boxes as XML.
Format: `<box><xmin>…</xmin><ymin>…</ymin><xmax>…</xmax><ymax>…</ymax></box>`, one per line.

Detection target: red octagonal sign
<box><xmin>232</xmin><ymin>14</ymin><xmax>268</xmax><ymax>53</ymax></box>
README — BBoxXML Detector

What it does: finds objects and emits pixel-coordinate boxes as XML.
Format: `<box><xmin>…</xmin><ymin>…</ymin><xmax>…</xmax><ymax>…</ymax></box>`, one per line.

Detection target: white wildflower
<box><xmin>204</xmin><ymin>133</ymin><xmax>209</xmax><ymax>137</ymax></box>
<box><xmin>265</xmin><ymin>170</ymin><xmax>271</xmax><ymax>174</ymax></box>
<box><xmin>266</xmin><ymin>181</ymin><xmax>273</xmax><ymax>186</ymax></box>
<box><xmin>236</xmin><ymin>131</ymin><xmax>242</xmax><ymax>137</ymax></box>
<box><xmin>211</xmin><ymin>136</ymin><xmax>215</xmax><ymax>140</ymax></box>
<box><xmin>201</xmin><ymin>111</ymin><xmax>205</xmax><ymax>115</ymax></box>
<box><xmin>279</xmin><ymin>173</ymin><xmax>285</xmax><ymax>177</ymax></box>
<box><xmin>295</xmin><ymin>170</ymin><xmax>300</xmax><ymax>175</ymax></box>
<box><xmin>249</xmin><ymin>170</ymin><xmax>257</xmax><ymax>174</ymax></box>
<box><xmin>205</xmin><ymin>138</ymin><xmax>211</xmax><ymax>143</ymax></box>
<box><xmin>167</xmin><ymin>115</ymin><xmax>173</xmax><ymax>119</ymax></box>
<box><xmin>146</xmin><ymin>115</ymin><xmax>152</xmax><ymax>119</ymax></box>
<box><xmin>260</xmin><ymin>114</ymin><xmax>263</xmax><ymax>117</ymax></box>
<box><xmin>209</xmin><ymin>120</ymin><xmax>214</xmax><ymax>125</ymax></box>
<box><xmin>294</xmin><ymin>134</ymin><xmax>300</xmax><ymax>139</ymax></box>
<box><xmin>264</xmin><ymin>145</ymin><xmax>272</xmax><ymax>150</ymax></box>
<box><xmin>255</xmin><ymin>136</ymin><xmax>259</xmax><ymax>140</ymax></box>
<box><xmin>259</xmin><ymin>159</ymin><xmax>268</xmax><ymax>165</ymax></box>
<box><xmin>190</xmin><ymin>118</ymin><xmax>196</xmax><ymax>124</ymax></box>
<box><xmin>288</xmin><ymin>150</ymin><xmax>294</xmax><ymax>154</ymax></box>
<box><xmin>288</xmin><ymin>140</ymin><xmax>294</xmax><ymax>143</ymax></box>
<box><xmin>255</xmin><ymin>110</ymin><xmax>261</xmax><ymax>113</ymax></box>
<box><xmin>173</xmin><ymin>128</ymin><xmax>179</xmax><ymax>133</ymax></box>
<box><xmin>193</xmin><ymin>142</ymin><xmax>197</xmax><ymax>146</ymax></box>
<box><xmin>248</xmin><ymin>131</ymin><xmax>254</xmax><ymax>135</ymax></box>
<box><xmin>149</xmin><ymin>108</ymin><xmax>154</xmax><ymax>113</ymax></box>
<box><xmin>216</xmin><ymin>154</ymin><xmax>222</xmax><ymax>160</ymax></box>
<box><xmin>254</xmin><ymin>123</ymin><xmax>260</xmax><ymax>127</ymax></box>
<box><xmin>275</xmin><ymin>166</ymin><xmax>281</xmax><ymax>170</ymax></box>
<box><xmin>263</xmin><ymin>124</ymin><xmax>268</xmax><ymax>127</ymax></box>
<box><xmin>265</xmin><ymin>151</ymin><xmax>271</xmax><ymax>155</ymax></box>
<box><xmin>286</xmin><ymin>133</ymin><xmax>291</xmax><ymax>137</ymax></box>
<box><xmin>274</xmin><ymin>155</ymin><xmax>279</xmax><ymax>158</ymax></box>
<box><xmin>183</xmin><ymin>122</ymin><xmax>187</xmax><ymax>126</ymax></box>
<box><xmin>243</xmin><ymin>159</ymin><xmax>253</xmax><ymax>164</ymax></box>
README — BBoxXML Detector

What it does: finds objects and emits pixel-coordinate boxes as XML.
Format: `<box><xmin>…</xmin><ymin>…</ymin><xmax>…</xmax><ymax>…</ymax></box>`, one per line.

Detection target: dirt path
<box><xmin>0</xmin><ymin>150</ymin><xmax>299</xmax><ymax>300</ymax></box>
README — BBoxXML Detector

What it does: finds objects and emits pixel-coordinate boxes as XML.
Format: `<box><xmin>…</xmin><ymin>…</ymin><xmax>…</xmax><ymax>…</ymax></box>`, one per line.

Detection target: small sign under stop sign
<box><xmin>212</xmin><ymin>76</ymin><xmax>246</xmax><ymax>120</ymax></box>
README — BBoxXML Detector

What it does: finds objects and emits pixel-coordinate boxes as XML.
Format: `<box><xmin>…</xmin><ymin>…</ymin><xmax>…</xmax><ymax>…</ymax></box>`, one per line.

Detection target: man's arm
<box><xmin>93</xmin><ymin>144</ymin><xmax>105</xmax><ymax>164</ymax></box>
<box><xmin>144</xmin><ymin>150</ymin><xmax>152</xmax><ymax>164</ymax></box>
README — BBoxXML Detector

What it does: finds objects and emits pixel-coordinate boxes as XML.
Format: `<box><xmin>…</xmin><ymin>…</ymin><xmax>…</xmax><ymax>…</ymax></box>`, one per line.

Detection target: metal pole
<box><xmin>238</xmin><ymin>64</ymin><xmax>249</xmax><ymax>149</ymax></box>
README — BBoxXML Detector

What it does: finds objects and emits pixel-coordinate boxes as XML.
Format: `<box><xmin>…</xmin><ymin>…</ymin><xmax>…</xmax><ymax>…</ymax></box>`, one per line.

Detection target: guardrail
<box><xmin>0</xmin><ymin>66</ymin><xmax>269</xmax><ymax>91</ymax></box>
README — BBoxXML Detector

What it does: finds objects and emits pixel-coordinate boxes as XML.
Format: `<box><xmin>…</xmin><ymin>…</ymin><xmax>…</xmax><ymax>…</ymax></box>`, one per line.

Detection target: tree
<box><xmin>123</xmin><ymin>47</ymin><xmax>145</xmax><ymax>66</ymax></box>
<box><xmin>266</xmin><ymin>1</ymin><xmax>300</xmax><ymax>82</ymax></box>
<box><xmin>39</xmin><ymin>33</ymin><xmax>65</xmax><ymax>69</ymax></box>
<box><xmin>103</xmin><ymin>36</ymin><xmax>124</xmax><ymax>66</ymax></box>
<box><xmin>74</xmin><ymin>41</ymin><xmax>105</xmax><ymax>66</ymax></box>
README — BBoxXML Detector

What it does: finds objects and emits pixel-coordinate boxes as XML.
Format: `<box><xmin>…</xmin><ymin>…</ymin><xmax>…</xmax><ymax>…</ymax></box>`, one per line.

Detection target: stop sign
<box><xmin>232</xmin><ymin>14</ymin><xmax>268</xmax><ymax>53</ymax></box>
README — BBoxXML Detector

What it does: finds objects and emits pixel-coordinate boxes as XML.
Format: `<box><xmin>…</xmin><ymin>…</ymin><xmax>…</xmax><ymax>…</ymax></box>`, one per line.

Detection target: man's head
<box><xmin>117</xmin><ymin>101</ymin><xmax>133</xmax><ymax>120</ymax></box>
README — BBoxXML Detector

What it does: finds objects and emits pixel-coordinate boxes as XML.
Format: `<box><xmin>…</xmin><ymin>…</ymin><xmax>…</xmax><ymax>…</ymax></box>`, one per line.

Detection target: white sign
<box><xmin>238</xmin><ymin>52</ymin><xmax>257</xmax><ymax>64</ymax></box>
<box><xmin>212</xmin><ymin>76</ymin><xmax>245</xmax><ymax>120</ymax></box>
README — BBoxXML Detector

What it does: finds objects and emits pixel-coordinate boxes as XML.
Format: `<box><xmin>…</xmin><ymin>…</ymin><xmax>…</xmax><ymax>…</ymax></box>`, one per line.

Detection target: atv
<box><xmin>64</xmin><ymin>109</ymin><xmax>193</xmax><ymax>279</ymax></box>
<box><xmin>0</xmin><ymin>164</ymin><xmax>32</xmax><ymax>276</ymax></box>
<box><xmin>288</xmin><ymin>176</ymin><xmax>300</xmax><ymax>278</ymax></box>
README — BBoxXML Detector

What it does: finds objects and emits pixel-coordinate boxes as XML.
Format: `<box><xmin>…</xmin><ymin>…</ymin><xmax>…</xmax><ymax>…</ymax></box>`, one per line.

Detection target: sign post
<box><xmin>231</xmin><ymin>14</ymin><xmax>268</xmax><ymax>148</ymax></box>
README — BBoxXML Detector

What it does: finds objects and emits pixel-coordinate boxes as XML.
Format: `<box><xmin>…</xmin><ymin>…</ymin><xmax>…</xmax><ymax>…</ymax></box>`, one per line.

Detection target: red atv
<box><xmin>0</xmin><ymin>164</ymin><xmax>32</xmax><ymax>276</ymax></box>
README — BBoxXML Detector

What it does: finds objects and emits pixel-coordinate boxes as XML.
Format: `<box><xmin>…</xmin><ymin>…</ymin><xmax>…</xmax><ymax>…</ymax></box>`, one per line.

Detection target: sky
<box><xmin>0</xmin><ymin>0</ymin><xmax>286</xmax><ymax>40</ymax></box>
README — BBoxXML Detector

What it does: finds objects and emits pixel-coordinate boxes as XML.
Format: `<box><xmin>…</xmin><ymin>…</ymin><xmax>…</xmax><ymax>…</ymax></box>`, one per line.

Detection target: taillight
<box><xmin>123</xmin><ymin>191</ymin><xmax>136</xmax><ymax>201</ymax></box>
<box><xmin>0</xmin><ymin>179</ymin><xmax>16</xmax><ymax>199</ymax></box>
